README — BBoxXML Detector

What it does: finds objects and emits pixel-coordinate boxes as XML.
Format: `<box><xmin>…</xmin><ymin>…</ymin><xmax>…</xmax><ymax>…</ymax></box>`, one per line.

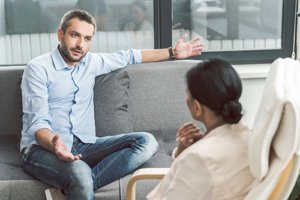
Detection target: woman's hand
<box><xmin>175</xmin><ymin>122</ymin><xmax>203</xmax><ymax>157</ymax></box>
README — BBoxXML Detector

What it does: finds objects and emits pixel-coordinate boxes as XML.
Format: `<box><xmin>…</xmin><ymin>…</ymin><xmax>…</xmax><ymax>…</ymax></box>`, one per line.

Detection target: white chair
<box><xmin>127</xmin><ymin>58</ymin><xmax>300</xmax><ymax>200</ymax></box>
<box><xmin>245</xmin><ymin>58</ymin><xmax>300</xmax><ymax>200</ymax></box>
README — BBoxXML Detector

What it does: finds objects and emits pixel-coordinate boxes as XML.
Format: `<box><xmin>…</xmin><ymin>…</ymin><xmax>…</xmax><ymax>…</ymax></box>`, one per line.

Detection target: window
<box><xmin>158</xmin><ymin>0</ymin><xmax>296</xmax><ymax>64</ymax></box>
<box><xmin>0</xmin><ymin>0</ymin><xmax>296</xmax><ymax>65</ymax></box>
<box><xmin>0</xmin><ymin>0</ymin><xmax>154</xmax><ymax>65</ymax></box>
<box><xmin>173</xmin><ymin>0</ymin><xmax>282</xmax><ymax>51</ymax></box>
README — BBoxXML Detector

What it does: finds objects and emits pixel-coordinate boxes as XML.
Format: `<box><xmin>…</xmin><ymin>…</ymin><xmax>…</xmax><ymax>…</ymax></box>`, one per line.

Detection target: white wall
<box><xmin>235</xmin><ymin>0</ymin><xmax>299</xmax><ymax>127</ymax></box>
<box><xmin>297</xmin><ymin>1</ymin><xmax>300</xmax><ymax>60</ymax></box>
<box><xmin>234</xmin><ymin>64</ymin><xmax>269</xmax><ymax>128</ymax></box>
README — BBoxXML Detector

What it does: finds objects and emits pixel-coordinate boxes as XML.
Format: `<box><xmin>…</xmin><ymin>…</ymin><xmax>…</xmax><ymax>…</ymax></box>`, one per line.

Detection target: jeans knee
<box><xmin>65</xmin><ymin>161</ymin><xmax>94</xmax><ymax>199</ymax></box>
<box><xmin>137</xmin><ymin>132</ymin><xmax>158</xmax><ymax>158</ymax></box>
<box><xmin>146</xmin><ymin>132</ymin><xmax>159</xmax><ymax>153</ymax></box>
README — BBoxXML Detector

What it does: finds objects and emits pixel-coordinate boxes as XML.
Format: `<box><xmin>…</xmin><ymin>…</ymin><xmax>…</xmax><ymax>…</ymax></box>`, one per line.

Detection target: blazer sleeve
<box><xmin>162</xmin><ymin>153</ymin><xmax>214</xmax><ymax>200</ymax></box>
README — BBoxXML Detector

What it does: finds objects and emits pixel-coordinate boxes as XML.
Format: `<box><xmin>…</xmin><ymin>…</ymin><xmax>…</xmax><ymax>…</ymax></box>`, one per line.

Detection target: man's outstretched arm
<box><xmin>141</xmin><ymin>34</ymin><xmax>204</xmax><ymax>63</ymax></box>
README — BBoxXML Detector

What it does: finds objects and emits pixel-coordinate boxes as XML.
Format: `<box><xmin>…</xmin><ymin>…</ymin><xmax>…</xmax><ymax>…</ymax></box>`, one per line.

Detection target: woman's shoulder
<box><xmin>214</xmin><ymin>122</ymin><xmax>250</xmax><ymax>135</ymax></box>
<box><xmin>180</xmin><ymin>123</ymin><xmax>250</xmax><ymax>161</ymax></box>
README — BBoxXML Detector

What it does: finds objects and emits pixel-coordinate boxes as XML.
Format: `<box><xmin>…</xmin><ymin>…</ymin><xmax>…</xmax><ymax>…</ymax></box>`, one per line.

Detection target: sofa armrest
<box><xmin>126</xmin><ymin>168</ymin><xmax>169</xmax><ymax>200</ymax></box>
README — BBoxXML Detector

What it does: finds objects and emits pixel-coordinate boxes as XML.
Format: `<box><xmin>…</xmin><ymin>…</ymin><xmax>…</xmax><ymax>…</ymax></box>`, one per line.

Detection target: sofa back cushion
<box><xmin>127</xmin><ymin>60</ymin><xmax>198</xmax><ymax>132</ymax></box>
<box><xmin>94</xmin><ymin>68</ymin><xmax>134</xmax><ymax>136</ymax></box>
<box><xmin>0</xmin><ymin>61</ymin><xmax>198</xmax><ymax>138</ymax></box>
<box><xmin>0</xmin><ymin>66</ymin><xmax>24</xmax><ymax>136</ymax></box>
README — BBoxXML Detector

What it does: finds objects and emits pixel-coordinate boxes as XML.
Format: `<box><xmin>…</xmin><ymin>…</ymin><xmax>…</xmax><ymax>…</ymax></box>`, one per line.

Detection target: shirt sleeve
<box><xmin>151</xmin><ymin>153</ymin><xmax>214</xmax><ymax>200</ymax></box>
<box><xmin>21</xmin><ymin>63</ymin><xmax>53</xmax><ymax>138</ymax></box>
<box><xmin>95</xmin><ymin>49</ymin><xmax>142</xmax><ymax>76</ymax></box>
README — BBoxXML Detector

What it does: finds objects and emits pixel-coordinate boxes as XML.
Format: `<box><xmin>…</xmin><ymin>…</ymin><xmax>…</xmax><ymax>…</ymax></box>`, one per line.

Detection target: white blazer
<box><xmin>147</xmin><ymin>123</ymin><xmax>254</xmax><ymax>200</ymax></box>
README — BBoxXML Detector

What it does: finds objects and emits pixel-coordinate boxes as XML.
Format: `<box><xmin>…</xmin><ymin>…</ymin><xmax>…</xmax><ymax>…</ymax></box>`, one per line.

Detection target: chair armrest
<box><xmin>126</xmin><ymin>168</ymin><xmax>169</xmax><ymax>200</ymax></box>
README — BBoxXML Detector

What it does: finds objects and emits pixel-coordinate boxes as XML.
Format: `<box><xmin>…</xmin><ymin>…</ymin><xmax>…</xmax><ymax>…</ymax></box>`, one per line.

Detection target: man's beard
<box><xmin>60</xmin><ymin>42</ymin><xmax>85</xmax><ymax>63</ymax></box>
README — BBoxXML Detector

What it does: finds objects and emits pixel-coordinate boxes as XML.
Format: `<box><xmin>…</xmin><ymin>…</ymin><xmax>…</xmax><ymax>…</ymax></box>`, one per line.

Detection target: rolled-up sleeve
<box><xmin>21</xmin><ymin>64</ymin><xmax>53</xmax><ymax>138</ymax></box>
<box><xmin>95</xmin><ymin>49</ymin><xmax>142</xmax><ymax>75</ymax></box>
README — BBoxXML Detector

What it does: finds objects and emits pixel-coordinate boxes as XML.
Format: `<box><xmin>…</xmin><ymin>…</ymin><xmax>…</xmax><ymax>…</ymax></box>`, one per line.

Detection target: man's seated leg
<box><xmin>21</xmin><ymin>145</ymin><xmax>94</xmax><ymax>200</ymax></box>
<box><xmin>72</xmin><ymin>132</ymin><xmax>158</xmax><ymax>190</ymax></box>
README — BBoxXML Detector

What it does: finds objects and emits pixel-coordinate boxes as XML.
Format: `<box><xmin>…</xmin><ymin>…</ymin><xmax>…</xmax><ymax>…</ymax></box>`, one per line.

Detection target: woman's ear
<box><xmin>193</xmin><ymin>99</ymin><xmax>203</xmax><ymax>118</ymax></box>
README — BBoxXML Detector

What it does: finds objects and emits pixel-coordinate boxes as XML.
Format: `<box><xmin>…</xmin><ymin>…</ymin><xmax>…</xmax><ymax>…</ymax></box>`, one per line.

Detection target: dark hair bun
<box><xmin>222</xmin><ymin>100</ymin><xmax>242</xmax><ymax>123</ymax></box>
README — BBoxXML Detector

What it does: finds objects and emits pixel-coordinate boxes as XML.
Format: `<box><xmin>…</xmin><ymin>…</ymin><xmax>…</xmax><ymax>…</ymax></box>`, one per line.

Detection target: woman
<box><xmin>147</xmin><ymin>59</ymin><xmax>254</xmax><ymax>200</ymax></box>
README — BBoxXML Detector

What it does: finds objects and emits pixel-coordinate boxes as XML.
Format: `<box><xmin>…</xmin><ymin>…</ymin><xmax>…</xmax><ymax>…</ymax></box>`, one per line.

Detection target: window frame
<box><xmin>0</xmin><ymin>0</ymin><xmax>296</xmax><ymax>66</ymax></box>
<box><xmin>154</xmin><ymin>0</ymin><xmax>297</xmax><ymax>64</ymax></box>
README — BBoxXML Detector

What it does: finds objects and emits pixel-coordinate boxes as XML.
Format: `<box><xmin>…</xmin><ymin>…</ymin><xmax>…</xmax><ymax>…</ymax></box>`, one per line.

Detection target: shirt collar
<box><xmin>51</xmin><ymin>46</ymin><xmax>87</xmax><ymax>70</ymax></box>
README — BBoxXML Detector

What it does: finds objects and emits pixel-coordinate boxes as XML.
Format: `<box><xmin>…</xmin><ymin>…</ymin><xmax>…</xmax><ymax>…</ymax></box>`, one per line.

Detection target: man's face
<box><xmin>58</xmin><ymin>17</ymin><xmax>94</xmax><ymax>66</ymax></box>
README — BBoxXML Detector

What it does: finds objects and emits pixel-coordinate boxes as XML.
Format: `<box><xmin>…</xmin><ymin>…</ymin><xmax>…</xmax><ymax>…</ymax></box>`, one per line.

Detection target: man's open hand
<box><xmin>52</xmin><ymin>134</ymin><xmax>82</xmax><ymax>162</ymax></box>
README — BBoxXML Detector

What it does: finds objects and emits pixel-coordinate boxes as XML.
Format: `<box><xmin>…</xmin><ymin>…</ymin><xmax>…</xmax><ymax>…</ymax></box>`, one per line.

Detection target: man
<box><xmin>20</xmin><ymin>9</ymin><xmax>204</xmax><ymax>200</ymax></box>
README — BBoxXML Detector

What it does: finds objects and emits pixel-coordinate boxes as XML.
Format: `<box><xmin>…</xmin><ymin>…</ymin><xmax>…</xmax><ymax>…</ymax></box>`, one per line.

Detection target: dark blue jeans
<box><xmin>21</xmin><ymin>132</ymin><xmax>158</xmax><ymax>200</ymax></box>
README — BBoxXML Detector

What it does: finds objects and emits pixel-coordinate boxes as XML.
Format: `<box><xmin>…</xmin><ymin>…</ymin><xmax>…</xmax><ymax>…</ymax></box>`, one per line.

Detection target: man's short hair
<box><xmin>60</xmin><ymin>9</ymin><xmax>97</xmax><ymax>34</ymax></box>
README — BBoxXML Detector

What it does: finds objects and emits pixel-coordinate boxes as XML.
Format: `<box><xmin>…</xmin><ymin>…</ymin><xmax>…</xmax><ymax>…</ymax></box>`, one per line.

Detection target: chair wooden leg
<box><xmin>126</xmin><ymin>168</ymin><xmax>169</xmax><ymax>200</ymax></box>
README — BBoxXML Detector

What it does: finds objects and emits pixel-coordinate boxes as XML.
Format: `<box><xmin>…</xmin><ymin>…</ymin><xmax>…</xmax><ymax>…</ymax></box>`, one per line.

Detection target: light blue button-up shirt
<box><xmin>20</xmin><ymin>47</ymin><xmax>142</xmax><ymax>151</ymax></box>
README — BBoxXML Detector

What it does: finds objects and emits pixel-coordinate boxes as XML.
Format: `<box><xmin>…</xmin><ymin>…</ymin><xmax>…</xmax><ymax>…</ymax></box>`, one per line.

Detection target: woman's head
<box><xmin>186</xmin><ymin>58</ymin><xmax>243</xmax><ymax>124</ymax></box>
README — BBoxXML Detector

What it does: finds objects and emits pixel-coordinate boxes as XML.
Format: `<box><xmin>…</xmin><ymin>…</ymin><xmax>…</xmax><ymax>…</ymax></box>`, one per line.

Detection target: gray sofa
<box><xmin>0</xmin><ymin>60</ymin><xmax>200</xmax><ymax>200</ymax></box>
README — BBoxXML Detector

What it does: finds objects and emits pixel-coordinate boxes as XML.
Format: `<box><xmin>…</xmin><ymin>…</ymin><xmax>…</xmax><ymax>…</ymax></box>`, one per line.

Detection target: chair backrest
<box><xmin>245</xmin><ymin>58</ymin><xmax>300</xmax><ymax>200</ymax></box>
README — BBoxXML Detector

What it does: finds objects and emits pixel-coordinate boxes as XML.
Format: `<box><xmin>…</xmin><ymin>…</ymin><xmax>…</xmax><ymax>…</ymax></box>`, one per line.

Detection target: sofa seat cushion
<box><xmin>0</xmin><ymin>135</ymin><xmax>22</xmax><ymax>167</ymax></box>
<box><xmin>0</xmin><ymin>163</ymin><xmax>32</xmax><ymax>181</ymax></box>
<box><xmin>0</xmin><ymin>180</ymin><xmax>48</xmax><ymax>200</ymax></box>
<box><xmin>0</xmin><ymin>129</ymin><xmax>173</xmax><ymax>199</ymax></box>
<box><xmin>0</xmin><ymin>135</ymin><xmax>33</xmax><ymax>181</ymax></box>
